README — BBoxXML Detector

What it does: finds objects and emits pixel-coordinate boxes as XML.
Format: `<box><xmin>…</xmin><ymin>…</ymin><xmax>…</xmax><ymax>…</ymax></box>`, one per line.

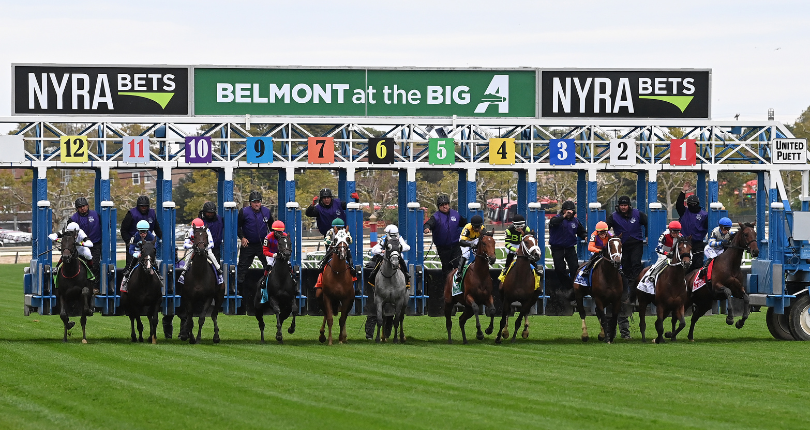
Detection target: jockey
<box><xmin>699</xmin><ymin>217</ymin><xmax>733</xmax><ymax>278</ymax></box>
<box><xmin>120</xmin><ymin>220</ymin><xmax>155</xmax><ymax>292</ymax></box>
<box><xmin>262</xmin><ymin>220</ymin><xmax>289</xmax><ymax>272</ymax></box>
<box><xmin>49</xmin><ymin>222</ymin><xmax>93</xmax><ymax>261</ymax></box>
<box><xmin>575</xmin><ymin>221</ymin><xmax>612</xmax><ymax>285</ymax></box>
<box><xmin>367</xmin><ymin>224</ymin><xmax>412</xmax><ymax>288</ymax></box>
<box><xmin>644</xmin><ymin>221</ymin><xmax>684</xmax><ymax>284</ymax></box>
<box><xmin>455</xmin><ymin>214</ymin><xmax>484</xmax><ymax>283</ymax></box>
<box><xmin>178</xmin><ymin>218</ymin><xmax>221</xmax><ymax>281</ymax></box>
<box><xmin>500</xmin><ymin>215</ymin><xmax>542</xmax><ymax>279</ymax></box>
<box><xmin>319</xmin><ymin>218</ymin><xmax>357</xmax><ymax>278</ymax></box>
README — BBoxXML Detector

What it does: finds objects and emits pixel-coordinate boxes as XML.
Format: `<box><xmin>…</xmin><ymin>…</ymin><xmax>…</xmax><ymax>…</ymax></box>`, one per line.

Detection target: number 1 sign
<box><xmin>609</xmin><ymin>139</ymin><xmax>636</xmax><ymax>165</ymax></box>
<box><xmin>670</xmin><ymin>139</ymin><xmax>696</xmax><ymax>166</ymax></box>
<box><xmin>185</xmin><ymin>136</ymin><xmax>212</xmax><ymax>163</ymax></box>
<box><xmin>123</xmin><ymin>136</ymin><xmax>150</xmax><ymax>163</ymax></box>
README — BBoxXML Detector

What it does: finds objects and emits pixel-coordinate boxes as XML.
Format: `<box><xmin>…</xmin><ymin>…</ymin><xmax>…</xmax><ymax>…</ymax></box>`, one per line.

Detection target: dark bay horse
<box><xmin>686</xmin><ymin>222</ymin><xmax>759</xmax><ymax>340</ymax></box>
<box><xmin>56</xmin><ymin>230</ymin><xmax>93</xmax><ymax>343</ymax></box>
<box><xmin>319</xmin><ymin>236</ymin><xmax>355</xmax><ymax>345</ymax></box>
<box><xmin>121</xmin><ymin>239</ymin><xmax>163</xmax><ymax>344</ymax></box>
<box><xmin>254</xmin><ymin>233</ymin><xmax>297</xmax><ymax>344</ymax></box>
<box><xmin>373</xmin><ymin>236</ymin><xmax>408</xmax><ymax>343</ymax></box>
<box><xmin>444</xmin><ymin>230</ymin><xmax>497</xmax><ymax>344</ymax></box>
<box><xmin>636</xmin><ymin>236</ymin><xmax>692</xmax><ymax>343</ymax></box>
<box><xmin>496</xmin><ymin>233</ymin><xmax>543</xmax><ymax>344</ymax></box>
<box><xmin>181</xmin><ymin>227</ymin><xmax>225</xmax><ymax>344</ymax></box>
<box><xmin>573</xmin><ymin>235</ymin><xmax>623</xmax><ymax>343</ymax></box>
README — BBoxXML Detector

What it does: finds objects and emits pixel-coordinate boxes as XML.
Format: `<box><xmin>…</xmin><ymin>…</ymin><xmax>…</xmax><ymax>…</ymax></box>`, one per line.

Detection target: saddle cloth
<box><xmin>177</xmin><ymin>262</ymin><xmax>223</xmax><ymax>284</ymax></box>
<box><xmin>692</xmin><ymin>260</ymin><xmax>714</xmax><ymax>292</ymax></box>
<box><xmin>498</xmin><ymin>261</ymin><xmax>541</xmax><ymax>290</ymax></box>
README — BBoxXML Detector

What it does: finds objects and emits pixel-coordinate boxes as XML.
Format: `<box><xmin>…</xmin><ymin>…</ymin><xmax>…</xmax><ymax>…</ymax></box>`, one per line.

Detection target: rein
<box><xmin>667</xmin><ymin>237</ymin><xmax>692</xmax><ymax>267</ymax></box>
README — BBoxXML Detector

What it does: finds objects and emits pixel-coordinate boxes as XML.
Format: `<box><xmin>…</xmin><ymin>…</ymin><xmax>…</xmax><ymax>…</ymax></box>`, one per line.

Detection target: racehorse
<box><xmin>254</xmin><ymin>233</ymin><xmax>297</xmax><ymax>344</ymax></box>
<box><xmin>686</xmin><ymin>222</ymin><xmax>759</xmax><ymax>340</ymax></box>
<box><xmin>121</xmin><ymin>239</ymin><xmax>163</xmax><ymax>344</ymax></box>
<box><xmin>443</xmin><ymin>230</ymin><xmax>497</xmax><ymax>344</ymax></box>
<box><xmin>496</xmin><ymin>233</ymin><xmax>543</xmax><ymax>344</ymax></box>
<box><xmin>319</xmin><ymin>236</ymin><xmax>355</xmax><ymax>345</ymax></box>
<box><xmin>636</xmin><ymin>236</ymin><xmax>692</xmax><ymax>343</ymax></box>
<box><xmin>55</xmin><ymin>230</ymin><xmax>93</xmax><ymax>343</ymax></box>
<box><xmin>180</xmin><ymin>227</ymin><xmax>225</xmax><ymax>344</ymax></box>
<box><xmin>573</xmin><ymin>235</ymin><xmax>624</xmax><ymax>343</ymax></box>
<box><xmin>372</xmin><ymin>235</ymin><xmax>408</xmax><ymax>343</ymax></box>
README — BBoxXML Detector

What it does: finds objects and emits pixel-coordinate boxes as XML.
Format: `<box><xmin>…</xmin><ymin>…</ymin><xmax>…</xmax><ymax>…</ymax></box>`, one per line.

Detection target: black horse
<box><xmin>121</xmin><ymin>239</ymin><xmax>163</xmax><ymax>344</ymax></box>
<box><xmin>55</xmin><ymin>230</ymin><xmax>93</xmax><ymax>343</ymax></box>
<box><xmin>254</xmin><ymin>233</ymin><xmax>298</xmax><ymax>343</ymax></box>
<box><xmin>181</xmin><ymin>227</ymin><xmax>225</xmax><ymax>344</ymax></box>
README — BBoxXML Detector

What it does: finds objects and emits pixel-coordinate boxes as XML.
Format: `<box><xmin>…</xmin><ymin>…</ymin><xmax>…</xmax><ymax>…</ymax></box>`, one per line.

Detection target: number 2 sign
<box><xmin>609</xmin><ymin>139</ymin><xmax>636</xmax><ymax>165</ymax></box>
<box><xmin>123</xmin><ymin>136</ymin><xmax>150</xmax><ymax>163</ymax></box>
<box><xmin>307</xmin><ymin>137</ymin><xmax>334</xmax><ymax>164</ymax></box>
<box><xmin>185</xmin><ymin>136</ymin><xmax>212</xmax><ymax>163</ymax></box>
<box><xmin>670</xmin><ymin>139</ymin><xmax>696</xmax><ymax>166</ymax></box>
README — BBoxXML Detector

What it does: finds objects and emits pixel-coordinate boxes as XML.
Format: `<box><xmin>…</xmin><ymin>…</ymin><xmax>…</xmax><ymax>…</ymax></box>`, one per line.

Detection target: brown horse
<box><xmin>444</xmin><ymin>230</ymin><xmax>497</xmax><ymax>344</ymax></box>
<box><xmin>181</xmin><ymin>227</ymin><xmax>225</xmax><ymax>344</ymax></box>
<box><xmin>686</xmin><ymin>222</ymin><xmax>759</xmax><ymax>340</ymax></box>
<box><xmin>496</xmin><ymin>233</ymin><xmax>543</xmax><ymax>344</ymax></box>
<box><xmin>636</xmin><ymin>236</ymin><xmax>692</xmax><ymax>343</ymax></box>
<box><xmin>319</xmin><ymin>238</ymin><xmax>355</xmax><ymax>345</ymax></box>
<box><xmin>573</xmin><ymin>235</ymin><xmax>624</xmax><ymax>343</ymax></box>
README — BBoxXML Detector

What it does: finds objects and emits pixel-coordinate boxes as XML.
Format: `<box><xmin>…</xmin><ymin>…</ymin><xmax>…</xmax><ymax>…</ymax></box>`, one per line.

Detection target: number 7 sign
<box><xmin>123</xmin><ymin>136</ymin><xmax>150</xmax><ymax>163</ymax></box>
<box><xmin>670</xmin><ymin>139</ymin><xmax>696</xmax><ymax>165</ymax></box>
<box><xmin>307</xmin><ymin>137</ymin><xmax>334</xmax><ymax>164</ymax></box>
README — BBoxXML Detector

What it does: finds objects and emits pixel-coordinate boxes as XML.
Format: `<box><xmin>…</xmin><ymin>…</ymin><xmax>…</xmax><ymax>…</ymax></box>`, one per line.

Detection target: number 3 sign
<box><xmin>609</xmin><ymin>139</ymin><xmax>636</xmax><ymax>165</ymax></box>
<box><xmin>670</xmin><ymin>139</ymin><xmax>696</xmax><ymax>166</ymax></box>
<box><xmin>550</xmin><ymin>139</ymin><xmax>575</xmax><ymax>165</ymax></box>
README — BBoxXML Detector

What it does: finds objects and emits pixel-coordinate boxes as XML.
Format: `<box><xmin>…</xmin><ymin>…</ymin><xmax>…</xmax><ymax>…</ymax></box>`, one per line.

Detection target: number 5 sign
<box><xmin>60</xmin><ymin>136</ymin><xmax>88</xmax><ymax>163</ymax></box>
<box><xmin>428</xmin><ymin>138</ymin><xmax>454</xmax><ymax>165</ymax></box>
<box><xmin>123</xmin><ymin>136</ymin><xmax>150</xmax><ymax>163</ymax></box>
<box><xmin>550</xmin><ymin>139</ymin><xmax>575</xmax><ymax>165</ymax></box>
<box><xmin>185</xmin><ymin>136</ymin><xmax>212</xmax><ymax>163</ymax></box>
<box><xmin>670</xmin><ymin>139</ymin><xmax>696</xmax><ymax>166</ymax></box>
<box><xmin>609</xmin><ymin>139</ymin><xmax>636</xmax><ymax>165</ymax></box>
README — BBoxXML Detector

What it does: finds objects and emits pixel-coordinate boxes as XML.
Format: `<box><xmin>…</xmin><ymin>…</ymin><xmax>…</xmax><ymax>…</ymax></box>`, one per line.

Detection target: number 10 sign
<box><xmin>185</xmin><ymin>136</ymin><xmax>212</xmax><ymax>163</ymax></box>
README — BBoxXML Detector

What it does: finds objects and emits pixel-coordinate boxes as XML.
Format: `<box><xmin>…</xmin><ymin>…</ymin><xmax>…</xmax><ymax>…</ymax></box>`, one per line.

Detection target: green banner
<box><xmin>194</xmin><ymin>68</ymin><xmax>536</xmax><ymax>117</ymax></box>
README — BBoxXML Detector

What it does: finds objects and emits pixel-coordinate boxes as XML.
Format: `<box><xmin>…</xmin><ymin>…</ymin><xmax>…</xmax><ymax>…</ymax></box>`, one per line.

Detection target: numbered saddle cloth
<box><xmin>692</xmin><ymin>260</ymin><xmax>714</xmax><ymax>292</ymax></box>
<box><xmin>498</xmin><ymin>261</ymin><xmax>542</xmax><ymax>291</ymax></box>
<box><xmin>451</xmin><ymin>265</ymin><xmax>471</xmax><ymax>296</ymax></box>
<box><xmin>574</xmin><ymin>261</ymin><xmax>597</xmax><ymax>287</ymax></box>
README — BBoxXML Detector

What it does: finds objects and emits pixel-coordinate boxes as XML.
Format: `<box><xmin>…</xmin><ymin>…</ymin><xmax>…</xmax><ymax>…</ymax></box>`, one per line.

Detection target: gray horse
<box><xmin>373</xmin><ymin>235</ymin><xmax>408</xmax><ymax>343</ymax></box>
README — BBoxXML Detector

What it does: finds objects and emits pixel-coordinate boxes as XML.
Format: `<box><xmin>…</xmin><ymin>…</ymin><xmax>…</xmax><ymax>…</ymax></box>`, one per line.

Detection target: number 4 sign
<box><xmin>123</xmin><ymin>136</ymin><xmax>150</xmax><ymax>163</ymax></box>
<box><xmin>670</xmin><ymin>139</ymin><xmax>697</xmax><ymax>166</ymax></box>
<box><xmin>609</xmin><ymin>139</ymin><xmax>636</xmax><ymax>165</ymax></box>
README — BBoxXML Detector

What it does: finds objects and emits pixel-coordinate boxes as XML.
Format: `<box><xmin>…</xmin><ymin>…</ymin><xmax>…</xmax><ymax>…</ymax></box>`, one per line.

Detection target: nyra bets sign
<box><xmin>13</xmin><ymin>64</ymin><xmax>190</xmax><ymax>115</ymax></box>
<box><xmin>194</xmin><ymin>67</ymin><xmax>536</xmax><ymax>117</ymax></box>
<box><xmin>540</xmin><ymin>69</ymin><xmax>711</xmax><ymax>119</ymax></box>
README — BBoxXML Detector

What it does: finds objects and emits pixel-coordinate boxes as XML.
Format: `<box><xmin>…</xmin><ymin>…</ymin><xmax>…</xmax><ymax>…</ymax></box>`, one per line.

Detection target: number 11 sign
<box><xmin>123</xmin><ymin>136</ymin><xmax>150</xmax><ymax>163</ymax></box>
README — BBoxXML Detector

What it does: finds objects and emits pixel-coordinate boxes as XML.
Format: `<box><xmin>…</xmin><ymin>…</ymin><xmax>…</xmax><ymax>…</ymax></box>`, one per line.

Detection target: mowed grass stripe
<box><xmin>1</xmin><ymin>263</ymin><xmax>807</xmax><ymax>429</ymax></box>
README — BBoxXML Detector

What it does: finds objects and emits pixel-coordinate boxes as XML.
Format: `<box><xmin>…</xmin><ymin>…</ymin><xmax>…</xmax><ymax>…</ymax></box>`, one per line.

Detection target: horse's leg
<box><xmin>59</xmin><ymin>294</ymin><xmax>71</xmax><ymax>343</ymax></box>
<box><xmin>271</xmin><ymin>299</ymin><xmax>284</xmax><ymax>343</ymax></box>
<box><xmin>319</xmin><ymin>297</ymin><xmax>327</xmax><ymax>344</ymax></box>
<box><xmin>638</xmin><ymin>296</ymin><xmax>647</xmax><ymax>343</ymax></box>
<box><xmin>608</xmin><ymin>301</ymin><xmax>621</xmax><ymax>344</ymax></box>
<box><xmin>398</xmin><ymin>299</ymin><xmax>406</xmax><ymax>344</ymax></box>
<box><xmin>185</xmin><ymin>298</ymin><xmax>196</xmax><ymax>345</ymax></box>
<box><xmin>375</xmin><ymin>297</ymin><xmax>384</xmax><ymax>343</ymax></box>
<box><xmin>256</xmin><ymin>307</ymin><xmax>266</xmax><ymax>344</ymax></box>
<box><xmin>687</xmin><ymin>297</ymin><xmax>711</xmax><ymax>341</ymax></box>
<box><xmin>136</xmin><ymin>316</ymin><xmax>144</xmax><ymax>342</ymax></box>
<box><xmin>593</xmin><ymin>298</ymin><xmax>607</xmax><ymax>342</ymax></box>
<box><xmin>672</xmin><ymin>305</ymin><xmax>686</xmax><ymax>341</ymax></box>
<box><xmin>211</xmin><ymin>293</ymin><xmax>223</xmax><ymax>345</ymax></box>
<box><xmin>444</xmin><ymin>298</ymin><xmax>454</xmax><ymax>344</ymax></box>
<box><xmin>734</xmin><ymin>283</ymin><xmax>750</xmax><ymax>329</ymax></box>
<box><xmin>80</xmin><ymin>314</ymin><xmax>88</xmax><ymax>344</ymax></box>
<box><xmin>82</xmin><ymin>286</ymin><xmax>93</xmax><ymax>316</ymax></box>
<box><xmin>511</xmin><ymin>309</ymin><xmax>525</xmax><ymax>344</ymax></box>
<box><xmin>338</xmin><ymin>298</ymin><xmax>351</xmax><ymax>344</ymax></box>
<box><xmin>496</xmin><ymin>299</ymin><xmax>508</xmax><ymax>344</ymax></box>
<box><xmin>653</xmin><ymin>302</ymin><xmax>666</xmax><ymax>344</ymax></box>
<box><xmin>288</xmin><ymin>297</ymin><xmax>297</xmax><ymax>334</ymax></box>
<box><xmin>324</xmin><ymin>295</ymin><xmax>335</xmax><ymax>346</ymax></box>
<box><xmin>575</xmin><ymin>286</ymin><xmax>589</xmax><ymax>342</ymax></box>
<box><xmin>470</xmin><ymin>299</ymin><xmax>484</xmax><ymax>341</ymax></box>
<box><xmin>459</xmin><ymin>300</ymin><xmax>475</xmax><ymax>345</ymax></box>
<box><xmin>130</xmin><ymin>315</ymin><xmax>138</xmax><ymax>342</ymax></box>
<box><xmin>196</xmin><ymin>301</ymin><xmax>208</xmax><ymax>344</ymax></box>
<box><xmin>149</xmin><ymin>302</ymin><xmax>159</xmax><ymax>344</ymax></box>
<box><xmin>484</xmin><ymin>295</ymin><xmax>496</xmax><ymax>336</ymax></box>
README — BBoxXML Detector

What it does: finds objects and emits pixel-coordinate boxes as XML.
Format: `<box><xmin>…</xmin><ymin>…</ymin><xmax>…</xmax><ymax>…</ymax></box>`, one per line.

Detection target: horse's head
<box><xmin>61</xmin><ymin>230</ymin><xmax>77</xmax><ymax>263</ymax></box>
<box><xmin>335</xmin><ymin>239</ymin><xmax>349</xmax><ymax>262</ymax></box>
<box><xmin>139</xmin><ymin>239</ymin><xmax>157</xmax><ymax>272</ymax></box>
<box><xmin>478</xmin><ymin>229</ymin><xmax>497</xmax><ymax>265</ymax></box>
<box><xmin>275</xmin><ymin>233</ymin><xmax>292</xmax><ymax>261</ymax></box>
<box><xmin>520</xmin><ymin>232</ymin><xmax>542</xmax><ymax>262</ymax></box>
<box><xmin>193</xmin><ymin>226</ymin><xmax>208</xmax><ymax>254</ymax></box>
<box><xmin>385</xmin><ymin>234</ymin><xmax>401</xmax><ymax>267</ymax></box>
<box><xmin>674</xmin><ymin>235</ymin><xmax>693</xmax><ymax>269</ymax></box>
<box><xmin>605</xmin><ymin>236</ymin><xmax>623</xmax><ymax>267</ymax></box>
<box><xmin>737</xmin><ymin>222</ymin><xmax>759</xmax><ymax>258</ymax></box>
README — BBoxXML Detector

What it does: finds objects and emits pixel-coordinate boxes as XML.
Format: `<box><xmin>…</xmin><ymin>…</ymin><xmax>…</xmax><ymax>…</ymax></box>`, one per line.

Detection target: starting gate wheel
<box><xmin>787</xmin><ymin>294</ymin><xmax>810</xmax><ymax>341</ymax></box>
<box><xmin>765</xmin><ymin>307</ymin><xmax>794</xmax><ymax>341</ymax></box>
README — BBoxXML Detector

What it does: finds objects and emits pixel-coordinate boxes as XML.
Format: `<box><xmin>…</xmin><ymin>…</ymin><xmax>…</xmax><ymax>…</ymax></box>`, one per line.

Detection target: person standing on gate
<box><xmin>548</xmin><ymin>201</ymin><xmax>587</xmax><ymax>297</ymax></box>
<box><xmin>423</xmin><ymin>195</ymin><xmax>467</xmax><ymax>280</ymax></box>
<box><xmin>199</xmin><ymin>201</ymin><xmax>224</xmax><ymax>262</ymax></box>
<box><xmin>605</xmin><ymin>195</ymin><xmax>648</xmax><ymax>340</ymax></box>
<box><xmin>237</xmin><ymin>191</ymin><xmax>274</xmax><ymax>294</ymax></box>
<box><xmin>306</xmin><ymin>188</ymin><xmax>360</xmax><ymax>237</ymax></box>
<box><xmin>121</xmin><ymin>195</ymin><xmax>162</xmax><ymax>267</ymax></box>
<box><xmin>70</xmin><ymin>197</ymin><xmax>102</xmax><ymax>294</ymax></box>
<box><xmin>676</xmin><ymin>187</ymin><xmax>709</xmax><ymax>270</ymax></box>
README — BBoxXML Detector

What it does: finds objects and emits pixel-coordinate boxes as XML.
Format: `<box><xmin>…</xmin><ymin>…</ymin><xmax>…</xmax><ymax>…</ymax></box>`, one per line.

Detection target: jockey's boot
<box><xmin>398</xmin><ymin>258</ymin><xmax>411</xmax><ymax>289</ymax></box>
<box><xmin>500</xmin><ymin>253</ymin><xmax>515</xmax><ymax>279</ymax></box>
<box><xmin>698</xmin><ymin>258</ymin><xmax>711</xmax><ymax>279</ymax></box>
<box><xmin>318</xmin><ymin>249</ymin><xmax>333</xmax><ymax>273</ymax></box>
<box><xmin>454</xmin><ymin>257</ymin><xmax>467</xmax><ymax>284</ymax></box>
<box><xmin>346</xmin><ymin>254</ymin><xmax>358</xmax><ymax>279</ymax></box>
<box><xmin>120</xmin><ymin>259</ymin><xmax>137</xmax><ymax>293</ymax></box>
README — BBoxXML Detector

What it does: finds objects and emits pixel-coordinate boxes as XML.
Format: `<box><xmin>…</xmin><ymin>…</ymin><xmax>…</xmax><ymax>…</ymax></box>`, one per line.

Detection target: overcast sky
<box><xmin>1</xmin><ymin>0</ymin><xmax>808</xmax><ymax>124</ymax></box>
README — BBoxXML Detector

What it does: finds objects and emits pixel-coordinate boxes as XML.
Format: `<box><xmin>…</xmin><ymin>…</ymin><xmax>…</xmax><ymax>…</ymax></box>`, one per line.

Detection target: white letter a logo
<box><xmin>474</xmin><ymin>75</ymin><xmax>509</xmax><ymax>113</ymax></box>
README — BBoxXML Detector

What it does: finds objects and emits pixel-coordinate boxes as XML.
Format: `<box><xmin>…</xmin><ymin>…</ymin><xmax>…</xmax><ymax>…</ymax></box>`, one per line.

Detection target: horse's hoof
<box><xmin>213</xmin><ymin>336</ymin><xmax>220</xmax><ymax>344</ymax></box>
<box><xmin>735</xmin><ymin>320</ymin><xmax>745</xmax><ymax>329</ymax></box>
<box><xmin>179</xmin><ymin>334</ymin><xmax>188</xmax><ymax>341</ymax></box>
<box><xmin>393</xmin><ymin>338</ymin><xmax>399</xmax><ymax>344</ymax></box>
<box><xmin>476</xmin><ymin>333</ymin><xmax>485</xmax><ymax>341</ymax></box>
<box><xmin>597</xmin><ymin>334</ymin><xmax>605</xmax><ymax>341</ymax></box>
<box><xmin>139</xmin><ymin>337</ymin><xmax>144</xmax><ymax>343</ymax></box>
<box><xmin>319</xmin><ymin>334</ymin><xmax>326</xmax><ymax>343</ymax></box>
<box><xmin>521</xmin><ymin>330</ymin><xmax>529</xmax><ymax>339</ymax></box>
<box><xmin>501</xmin><ymin>329</ymin><xmax>509</xmax><ymax>338</ymax></box>
<box><xmin>495</xmin><ymin>338</ymin><xmax>502</xmax><ymax>344</ymax></box>
<box><xmin>726</xmin><ymin>316</ymin><xmax>734</xmax><ymax>325</ymax></box>
<box><xmin>260</xmin><ymin>339</ymin><xmax>265</xmax><ymax>344</ymax></box>
<box><xmin>462</xmin><ymin>340</ymin><xmax>469</xmax><ymax>345</ymax></box>
<box><xmin>510</xmin><ymin>337</ymin><xmax>517</xmax><ymax>344</ymax></box>
<box><xmin>81</xmin><ymin>339</ymin><xmax>88</xmax><ymax>344</ymax></box>
<box><xmin>447</xmin><ymin>339</ymin><xmax>453</xmax><ymax>344</ymax></box>
<box><xmin>484</xmin><ymin>327</ymin><xmax>493</xmax><ymax>335</ymax></box>
<box><xmin>152</xmin><ymin>337</ymin><xmax>157</xmax><ymax>345</ymax></box>
<box><xmin>188</xmin><ymin>337</ymin><xmax>196</xmax><ymax>345</ymax></box>
<box><xmin>582</xmin><ymin>336</ymin><xmax>589</xmax><ymax>342</ymax></box>
<box><xmin>288</xmin><ymin>327</ymin><xmax>295</xmax><ymax>334</ymax></box>
<box><xmin>276</xmin><ymin>335</ymin><xmax>283</xmax><ymax>342</ymax></box>
<box><xmin>131</xmin><ymin>337</ymin><xmax>137</xmax><ymax>343</ymax></box>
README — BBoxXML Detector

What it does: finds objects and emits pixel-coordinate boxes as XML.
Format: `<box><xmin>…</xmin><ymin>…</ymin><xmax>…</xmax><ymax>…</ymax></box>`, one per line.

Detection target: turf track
<box><xmin>0</xmin><ymin>263</ymin><xmax>806</xmax><ymax>429</ymax></box>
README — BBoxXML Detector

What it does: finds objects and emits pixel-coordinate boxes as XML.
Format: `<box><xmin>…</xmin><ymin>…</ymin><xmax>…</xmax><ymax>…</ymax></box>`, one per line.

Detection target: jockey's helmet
<box><xmin>272</xmin><ymin>220</ymin><xmax>285</xmax><ymax>231</ymax></box>
<box><xmin>471</xmin><ymin>215</ymin><xmax>483</xmax><ymax>227</ymax></box>
<box><xmin>136</xmin><ymin>220</ymin><xmax>150</xmax><ymax>231</ymax></box>
<box><xmin>331</xmin><ymin>218</ymin><xmax>345</xmax><ymax>227</ymax></box>
<box><xmin>512</xmin><ymin>214</ymin><xmax>525</xmax><ymax>228</ymax></box>
<box><xmin>66</xmin><ymin>222</ymin><xmax>80</xmax><ymax>232</ymax></box>
<box><xmin>191</xmin><ymin>218</ymin><xmax>204</xmax><ymax>228</ymax></box>
<box><xmin>595</xmin><ymin>221</ymin><xmax>609</xmax><ymax>231</ymax></box>
<box><xmin>668</xmin><ymin>221</ymin><xmax>682</xmax><ymax>231</ymax></box>
<box><xmin>719</xmin><ymin>217</ymin><xmax>732</xmax><ymax>227</ymax></box>
<box><xmin>384</xmin><ymin>224</ymin><xmax>398</xmax><ymax>235</ymax></box>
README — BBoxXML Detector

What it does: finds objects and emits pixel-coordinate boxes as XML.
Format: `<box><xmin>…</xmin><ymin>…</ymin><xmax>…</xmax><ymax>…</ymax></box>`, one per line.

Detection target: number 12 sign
<box><xmin>123</xmin><ymin>136</ymin><xmax>150</xmax><ymax>163</ymax></box>
<box><xmin>609</xmin><ymin>139</ymin><xmax>636</xmax><ymax>165</ymax></box>
<box><xmin>185</xmin><ymin>136</ymin><xmax>212</xmax><ymax>163</ymax></box>
<box><xmin>670</xmin><ymin>139</ymin><xmax>696</xmax><ymax>166</ymax></box>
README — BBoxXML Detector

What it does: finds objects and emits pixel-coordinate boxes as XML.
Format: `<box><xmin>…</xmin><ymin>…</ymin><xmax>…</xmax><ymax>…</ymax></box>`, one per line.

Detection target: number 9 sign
<box><xmin>428</xmin><ymin>138</ymin><xmax>454</xmax><ymax>165</ymax></box>
<box><xmin>60</xmin><ymin>136</ymin><xmax>89</xmax><ymax>163</ymax></box>
<box><xmin>549</xmin><ymin>139</ymin><xmax>575</xmax><ymax>165</ymax></box>
<box><xmin>609</xmin><ymin>139</ymin><xmax>636</xmax><ymax>166</ymax></box>
<box><xmin>368</xmin><ymin>138</ymin><xmax>394</xmax><ymax>164</ymax></box>
<box><xmin>247</xmin><ymin>137</ymin><xmax>274</xmax><ymax>164</ymax></box>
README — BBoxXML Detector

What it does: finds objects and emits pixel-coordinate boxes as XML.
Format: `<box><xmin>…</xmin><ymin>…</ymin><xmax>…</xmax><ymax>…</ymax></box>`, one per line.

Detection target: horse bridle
<box><xmin>727</xmin><ymin>228</ymin><xmax>757</xmax><ymax>253</ymax></box>
<box><xmin>192</xmin><ymin>227</ymin><xmax>208</xmax><ymax>256</ymax></box>
<box><xmin>518</xmin><ymin>234</ymin><xmax>541</xmax><ymax>262</ymax></box>
<box><xmin>603</xmin><ymin>237</ymin><xmax>622</xmax><ymax>268</ymax></box>
<box><xmin>59</xmin><ymin>232</ymin><xmax>81</xmax><ymax>278</ymax></box>
<box><xmin>668</xmin><ymin>236</ymin><xmax>692</xmax><ymax>268</ymax></box>
<box><xmin>474</xmin><ymin>232</ymin><xmax>495</xmax><ymax>261</ymax></box>
<box><xmin>380</xmin><ymin>237</ymin><xmax>401</xmax><ymax>279</ymax></box>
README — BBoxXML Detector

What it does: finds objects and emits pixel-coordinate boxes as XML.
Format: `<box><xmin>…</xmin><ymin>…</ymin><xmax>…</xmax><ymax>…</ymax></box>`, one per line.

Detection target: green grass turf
<box><xmin>0</xmin><ymin>263</ymin><xmax>806</xmax><ymax>429</ymax></box>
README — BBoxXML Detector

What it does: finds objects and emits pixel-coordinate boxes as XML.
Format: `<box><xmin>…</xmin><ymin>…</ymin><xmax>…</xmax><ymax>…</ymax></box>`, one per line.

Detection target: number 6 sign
<box><xmin>428</xmin><ymin>138</ymin><xmax>454</xmax><ymax>165</ymax></box>
<box><xmin>670</xmin><ymin>139</ymin><xmax>696</xmax><ymax>166</ymax></box>
<box><xmin>550</xmin><ymin>139</ymin><xmax>575</xmax><ymax>165</ymax></box>
<box><xmin>368</xmin><ymin>138</ymin><xmax>394</xmax><ymax>164</ymax></box>
<box><xmin>609</xmin><ymin>139</ymin><xmax>636</xmax><ymax>165</ymax></box>
<box><xmin>185</xmin><ymin>136</ymin><xmax>212</xmax><ymax>163</ymax></box>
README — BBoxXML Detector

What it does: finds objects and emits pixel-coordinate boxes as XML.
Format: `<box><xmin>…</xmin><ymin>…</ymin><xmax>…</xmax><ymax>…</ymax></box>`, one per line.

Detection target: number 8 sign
<box><xmin>670</xmin><ymin>139</ymin><xmax>696</xmax><ymax>166</ymax></box>
<box><xmin>185</xmin><ymin>136</ymin><xmax>212</xmax><ymax>163</ymax></box>
<box><xmin>550</xmin><ymin>139</ymin><xmax>575</xmax><ymax>165</ymax></box>
<box><xmin>428</xmin><ymin>138</ymin><xmax>454</xmax><ymax>165</ymax></box>
<box><xmin>246</xmin><ymin>137</ymin><xmax>274</xmax><ymax>164</ymax></box>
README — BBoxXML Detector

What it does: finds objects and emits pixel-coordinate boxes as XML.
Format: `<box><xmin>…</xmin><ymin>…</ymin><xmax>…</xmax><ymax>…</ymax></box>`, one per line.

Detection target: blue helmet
<box><xmin>719</xmin><ymin>217</ymin><xmax>732</xmax><ymax>227</ymax></box>
<box><xmin>136</xmin><ymin>220</ymin><xmax>150</xmax><ymax>231</ymax></box>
